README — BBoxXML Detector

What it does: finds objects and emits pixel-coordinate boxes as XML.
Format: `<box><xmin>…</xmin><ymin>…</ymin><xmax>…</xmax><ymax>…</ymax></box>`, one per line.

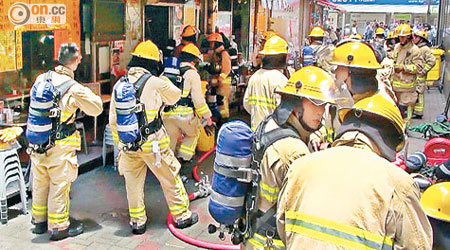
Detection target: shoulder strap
<box><xmin>135</xmin><ymin>73</ymin><xmax>152</xmax><ymax>99</ymax></box>
<box><xmin>54</xmin><ymin>79</ymin><xmax>77</xmax><ymax>98</ymax></box>
<box><xmin>253</xmin><ymin>115</ymin><xmax>300</xmax><ymax>166</ymax></box>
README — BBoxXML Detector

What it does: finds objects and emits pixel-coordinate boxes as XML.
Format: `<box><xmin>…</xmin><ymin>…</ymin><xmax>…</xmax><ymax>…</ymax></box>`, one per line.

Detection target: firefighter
<box><xmin>349</xmin><ymin>33</ymin><xmax>363</xmax><ymax>40</ymax></box>
<box><xmin>277</xmin><ymin>93</ymin><xmax>433</xmax><ymax>250</ymax></box>
<box><xmin>30</xmin><ymin>43</ymin><xmax>103</xmax><ymax>240</ymax></box>
<box><xmin>314</xmin><ymin>40</ymin><xmax>382</xmax><ymax>145</ymax></box>
<box><xmin>163</xmin><ymin>43</ymin><xmax>213</xmax><ymax>166</ymax></box>
<box><xmin>302</xmin><ymin>26</ymin><xmax>325</xmax><ymax>66</ymax></box>
<box><xmin>372</xmin><ymin>27</ymin><xmax>386</xmax><ymax>60</ymax></box>
<box><xmin>109</xmin><ymin>40</ymin><xmax>197</xmax><ymax>235</ymax></box>
<box><xmin>252</xmin><ymin>30</ymin><xmax>277</xmax><ymax>70</ymax></box>
<box><xmin>242</xmin><ymin>66</ymin><xmax>344</xmax><ymax>250</ymax></box>
<box><xmin>377</xmin><ymin>30</ymin><xmax>399</xmax><ymax>103</ymax></box>
<box><xmin>412</xmin><ymin>30</ymin><xmax>435</xmax><ymax>119</ymax></box>
<box><xmin>174</xmin><ymin>25</ymin><xmax>198</xmax><ymax>58</ymax></box>
<box><xmin>392</xmin><ymin>23</ymin><xmax>423</xmax><ymax>125</ymax></box>
<box><xmin>207</xmin><ymin>32</ymin><xmax>232</xmax><ymax>121</ymax></box>
<box><xmin>420</xmin><ymin>182</ymin><xmax>450</xmax><ymax>250</ymax></box>
<box><xmin>243</xmin><ymin>35</ymin><xmax>289</xmax><ymax>131</ymax></box>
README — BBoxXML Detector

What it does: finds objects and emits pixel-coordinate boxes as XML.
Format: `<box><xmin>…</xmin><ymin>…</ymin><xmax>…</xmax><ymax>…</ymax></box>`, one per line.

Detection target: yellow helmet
<box><xmin>259</xmin><ymin>35</ymin><xmax>288</xmax><ymax>55</ymax></box>
<box><xmin>420</xmin><ymin>182</ymin><xmax>450</xmax><ymax>222</ymax></box>
<box><xmin>262</xmin><ymin>30</ymin><xmax>277</xmax><ymax>41</ymax></box>
<box><xmin>330</xmin><ymin>40</ymin><xmax>381</xmax><ymax>69</ymax></box>
<box><xmin>375</xmin><ymin>28</ymin><xmax>385</xmax><ymax>35</ymax></box>
<box><xmin>309</xmin><ymin>26</ymin><xmax>325</xmax><ymax>37</ymax></box>
<box><xmin>181</xmin><ymin>43</ymin><xmax>203</xmax><ymax>61</ymax></box>
<box><xmin>386</xmin><ymin>30</ymin><xmax>396</xmax><ymax>40</ymax></box>
<box><xmin>414</xmin><ymin>29</ymin><xmax>429</xmax><ymax>41</ymax></box>
<box><xmin>207</xmin><ymin>32</ymin><xmax>224</xmax><ymax>43</ymax></box>
<box><xmin>340</xmin><ymin>93</ymin><xmax>404</xmax><ymax>134</ymax></box>
<box><xmin>397</xmin><ymin>24</ymin><xmax>412</xmax><ymax>36</ymax></box>
<box><xmin>131</xmin><ymin>40</ymin><xmax>160</xmax><ymax>61</ymax></box>
<box><xmin>349</xmin><ymin>33</ymin><xmax>363</xmax><ymax>40</ymax></box>
<box><xmin>181</xmin><ymin>25</ymin><xmax>197</xmax><ymax>37</ymax></box>
<box><xmin>276</xmin><ymin>66</ymin><xmax>338</xmax><ymax>105</ymax></box>
<box><xmin>338</xmin><ymin>93</ymin><xmax>405</xmax><ymax>161</ymax></box>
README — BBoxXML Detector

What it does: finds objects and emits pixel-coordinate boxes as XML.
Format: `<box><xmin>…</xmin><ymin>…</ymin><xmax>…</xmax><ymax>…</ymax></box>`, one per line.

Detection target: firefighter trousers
<box><xmin>164</xmin><ymin>115</ymin><xmax>201</xmax><ymax>161</ymax></box>
<box><xmin>414</xmin><ymin>81</ymin><xmax>426</xmax><ymax>116</ymax></box>
<box><xmin>118</xmin><ymin>147</ymin><xmax>191</xmax><ymax>227</ymax></box>
<box><xmin>218</xmin><ymin>77</ymin><xmax>232</xmax><ymax>119</ymax></box>
<box><xmin>31</xmin><ymin>145</ymin><xmax>78</xmax><ymax>231</ymax></box>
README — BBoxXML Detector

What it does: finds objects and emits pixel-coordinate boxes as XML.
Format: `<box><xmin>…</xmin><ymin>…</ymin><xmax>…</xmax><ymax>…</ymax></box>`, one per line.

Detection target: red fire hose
<box><xmin>167</xmin><ymin>146</ymin><xmax>241</xmax><ymax>250</ymax></box>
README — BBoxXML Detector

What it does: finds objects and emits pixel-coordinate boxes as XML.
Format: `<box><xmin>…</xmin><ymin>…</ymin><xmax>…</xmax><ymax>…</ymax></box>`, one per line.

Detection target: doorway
<box><xmin>145</xmin><ymin>5</ymin><xmax>170</xmax><ymax>50</ymax></box>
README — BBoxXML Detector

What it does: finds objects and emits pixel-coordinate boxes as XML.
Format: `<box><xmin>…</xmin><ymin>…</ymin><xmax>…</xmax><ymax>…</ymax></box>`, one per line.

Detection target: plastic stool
<box><xmin>102</xmin><ymin>124</ymin><xmax>118</xmax><ymax>168</ymax></box>
<box><xmin>0</xmin><ymin>146</ymin><xmax>28</xmax><ymax>224</ymax></box>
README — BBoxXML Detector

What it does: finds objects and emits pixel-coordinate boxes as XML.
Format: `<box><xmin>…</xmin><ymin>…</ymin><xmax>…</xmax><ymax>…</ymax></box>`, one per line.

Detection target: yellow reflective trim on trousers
<box><xmin>417</xmin><ymin>76</ymin><xmax>427</xmax><ymax>81</ymax></box>
<box><xmin>129</xmin><ymin>206</ymin><xmax>146</xmax><ymax>218</ymax></box>
<box><xmin>424</xmin><ymin>64</ymin><xmax>433</xmax><ymax>71</ymax></box>
<box><xmin>248</xmin><ymin>232</ymin><xmax>285</xmax><ymax>250</ymax></box>
<box><xmin>285</xmin><ymin>211</ymin><xmax>393</xmax><ymax>250</ymax></box>
<box><xmin>32</xmin><ymin>203</ymin><xmax>47</xmax><ymax>215</ymax></box>
<box><xmin>196</xmin><ymin>104</ymin><xmax>210</xmax><ymax>116</ymax></box>
<box><xmin>259</xmin><ymin>182</ymin><xmax>279</xmax><ymax>203</ymax></box>
<box><xmin>48</xmin><ymin>187</ymin><xmax>70</xmax><ymax>224</ymax></box>
<box><xmin>392</xmin><ymin>80</ymin><xmax>415</xmax><ymax>89</ymax></box>
<box><xmin>248</xmin><ymin>95</ymin><xmax>277</xmax><ymax>108</ymax></box>
<box><xmin>169</xmin><ymin>176</ymin><xmax>189</xmax><ymax>215</ymax></box>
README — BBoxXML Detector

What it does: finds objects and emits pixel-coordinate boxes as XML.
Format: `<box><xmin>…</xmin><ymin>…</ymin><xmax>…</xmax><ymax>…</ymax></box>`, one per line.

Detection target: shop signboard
<box><xmin>394</xmin><ymin>13</ymin><xmax>412</xmax><ymax>20</ymax></box>
<box><xmin>330</xmin><ymin>0</ymin><xmax>438</xmax><ymax>4</ymax></box>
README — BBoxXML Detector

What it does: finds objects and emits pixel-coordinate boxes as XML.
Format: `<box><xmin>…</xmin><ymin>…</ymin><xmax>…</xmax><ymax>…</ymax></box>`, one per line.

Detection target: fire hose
<box><xmin>166</xmin><ymin>146</ymin><xmax>241</xmax><ymax>250</ymax></box>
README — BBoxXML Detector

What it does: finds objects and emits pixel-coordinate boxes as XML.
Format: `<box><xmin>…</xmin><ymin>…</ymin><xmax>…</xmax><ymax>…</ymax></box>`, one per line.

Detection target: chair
<box><xmin>0</xmin><ymin>146</ymin><xmax>28</xmax><ymax>224</ymax></box>
<box><xmin>75</xmin><ymin>122</ymin><xmax>88</xmax><ymax>155</ymax></box>
<box><xmin>102</xmin><ymin>124</ymin><xmax>118</xmax><ymax>168</ymax></box>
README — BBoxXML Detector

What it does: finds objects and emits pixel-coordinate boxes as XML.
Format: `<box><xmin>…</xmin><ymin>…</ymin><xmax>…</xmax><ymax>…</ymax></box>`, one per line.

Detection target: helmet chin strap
<box><xmin>298</xmin><ymin>113</ymin><xmax>320</xmax><ymax>132</ymax></box>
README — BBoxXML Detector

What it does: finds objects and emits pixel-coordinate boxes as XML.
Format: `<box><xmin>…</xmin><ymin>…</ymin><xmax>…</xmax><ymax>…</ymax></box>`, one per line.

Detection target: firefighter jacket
<box><xmin>392</xmin><ymin>42</ymin><xmax>423</xmax><ymax>91</ymax></box>
<box><xmin>163</xmin><ymin>62</ymin><xmax>212</xmax><ymax>120</ymax></box>
<box><xmin>243</xmin><ymin>114</ymin><xmax>311</xmax><ymax>250</ymax></box>
<box><xmin>276</xmin><ymin>133</ymin><xmax>433</xmax><ymax>250</ymax></box>
<box><xmin>416</xmin><ymin>42</ymin><xmax>436</xmax><ymax>82</ymax></box>
<box><xmin>109</xmin><ymin>67</ymin><xmax>181</xmax><ymax>152</ymax></box>
<box><xmin>209</xmin><ymin>46</ymin><xmax>231</xmax><ymax>79</ymax></box>
<box><xmin>243</xmin><ymin>69</ymin><xmax>288</xmax><ymax>131</ymax></box>
<box><xmin>311</xmin><ymin>44</ymin><xmax>334</xmax><ymax>73</ymax></box>
<box><xmin>52</xmin><ymin>65</ymin><xmax>103</xmax><ymax>151</ymax></box>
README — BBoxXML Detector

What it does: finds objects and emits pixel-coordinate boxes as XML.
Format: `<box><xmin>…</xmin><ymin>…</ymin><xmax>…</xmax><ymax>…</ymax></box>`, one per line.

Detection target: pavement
<box><xmin>0</xmin><ymin>87</ymin><xmax>447</xmax><ymax>250</ymax></box>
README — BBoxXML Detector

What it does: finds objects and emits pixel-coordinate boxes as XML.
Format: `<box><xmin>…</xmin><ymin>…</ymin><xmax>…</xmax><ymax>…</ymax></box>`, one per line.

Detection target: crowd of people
<box><xmin>1</xmin><ymin>20</ymin><xmax>447</xmax><ymax>250</ymax></box>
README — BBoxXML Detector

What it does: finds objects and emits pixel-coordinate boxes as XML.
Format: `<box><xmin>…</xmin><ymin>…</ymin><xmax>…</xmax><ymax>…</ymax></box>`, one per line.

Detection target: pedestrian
<box><xmin>29</xmin><ymin>43</ymin><xmax>103</xmax><ymax>240</ymax></box>
<box><xmin>277</xmin><ymin>93</ymin><xmax>432</xmax><ymax>250</ymax></box>
<box><xmin>109</xmin><ymin>40</ymin><xmax>198</xmax><ymax>235</ymax></box>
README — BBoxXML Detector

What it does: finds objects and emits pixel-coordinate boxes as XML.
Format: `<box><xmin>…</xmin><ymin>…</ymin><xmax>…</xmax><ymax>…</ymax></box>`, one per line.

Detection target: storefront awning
<box><xmin>316</xmin><ymin>0</ymin><xmax>346</xmax><ymax>12</ymax></box>
<box><xmin>339</xmin><ymin>4</ymin><xmax>429</xmax><ymax>13</ymax></box>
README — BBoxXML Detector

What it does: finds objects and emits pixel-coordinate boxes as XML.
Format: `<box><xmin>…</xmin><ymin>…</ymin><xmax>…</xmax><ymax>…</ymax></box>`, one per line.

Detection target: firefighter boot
<box><xmin>32</xmin><ymin>220</ymin><xmax>48</xmax><ymax>234</ymax></box>
<box><xmin>174</xmin><ymin>212</ymin><xmax>198</xmax><ymax>229</ymax></box>
<box><xmin>50</xmin><ymin>219</ymin><xmax>84</xmax><ymax>241</ymax></box>
<box><xmin>131</xmin><ymin>222</ymin><xmax>147</xmax><ymax>235</ymax></box>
